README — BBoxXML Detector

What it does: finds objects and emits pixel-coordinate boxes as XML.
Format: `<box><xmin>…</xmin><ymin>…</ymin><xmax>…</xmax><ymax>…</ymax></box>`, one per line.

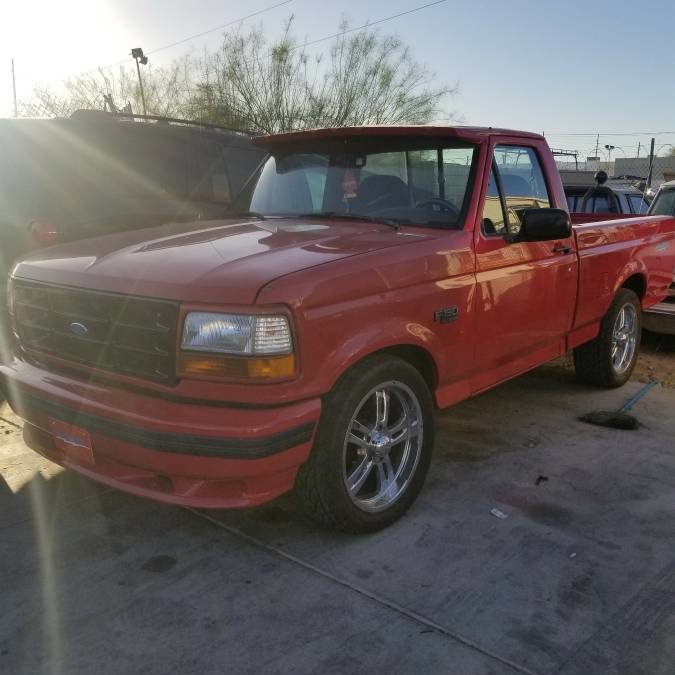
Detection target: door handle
<box><xmin>553</xmin><ymin>244</ymin><xmax>572</xmax><ymax>255</ymax></box>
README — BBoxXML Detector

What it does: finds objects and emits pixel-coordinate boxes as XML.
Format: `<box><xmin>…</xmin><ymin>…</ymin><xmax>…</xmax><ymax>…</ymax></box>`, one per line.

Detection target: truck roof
<box><xmin>255</xmin><ymin>125</ymin><xmax>544</xmax><ymax>146</ymax></box>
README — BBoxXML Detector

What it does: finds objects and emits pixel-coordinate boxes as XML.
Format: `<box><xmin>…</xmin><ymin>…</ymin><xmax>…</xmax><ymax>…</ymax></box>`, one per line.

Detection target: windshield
<box><xmin>238</xmin><ymin>139</ymin><xmax>477</xmax><ymax>228</ymax></box>
<box><xmin>650</xmin><ymin>188</ymin><xmax>675</xmax><ymax>217</ymax></box>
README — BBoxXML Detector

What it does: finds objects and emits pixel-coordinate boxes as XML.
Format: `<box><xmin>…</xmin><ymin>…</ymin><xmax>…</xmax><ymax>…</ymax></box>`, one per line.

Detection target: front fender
<box><xmin>317</xmin><ymin>317</ymin><xmax>446</xmax><ymax>393</ymax></box>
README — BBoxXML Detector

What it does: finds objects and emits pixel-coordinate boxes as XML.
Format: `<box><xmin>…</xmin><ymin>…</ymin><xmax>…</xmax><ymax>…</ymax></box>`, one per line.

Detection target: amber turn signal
<box><xmin>179</xmin><ymin>353</ymin><xmax>296</xmax><ymax>380</ymax></box>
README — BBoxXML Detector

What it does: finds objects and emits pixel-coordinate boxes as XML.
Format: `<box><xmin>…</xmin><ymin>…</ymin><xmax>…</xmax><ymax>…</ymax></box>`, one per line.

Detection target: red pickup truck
<box><xmin>3</xmin><ymin>126</ymin><xmax>675</xmax><ymax>532</ymax></box>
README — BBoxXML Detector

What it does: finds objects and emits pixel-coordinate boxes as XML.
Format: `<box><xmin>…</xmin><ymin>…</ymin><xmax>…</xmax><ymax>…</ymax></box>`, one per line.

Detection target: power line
<box><xmin>75</xmin><ymin>0</ymin><xmax>451</xmax><ymax>80</ymax></box>
<box><xmin>81</xmin><ymin>0</ymin><xmax>295</xmax><ymax>75</ymax></box>
<box><xmin>290</xmin><ymin>0</ymin><xmax>451</xmax><ymax>52</ymax></box>
<box><xmin>545</xmin><ymin>131</ymin><xmax>675</xmax><ymax>137</ymax></box>
<box><xmin>147</xmin><ymin>0</ymin><xmax>295</xmax><ymax>57</ymax></box>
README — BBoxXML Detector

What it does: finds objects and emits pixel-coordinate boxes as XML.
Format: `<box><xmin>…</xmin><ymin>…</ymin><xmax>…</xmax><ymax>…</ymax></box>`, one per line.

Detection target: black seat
<box><xmin>353</xmin><ymin>175</ymin><xmax>410</xmax><ymax>210</ymax></box>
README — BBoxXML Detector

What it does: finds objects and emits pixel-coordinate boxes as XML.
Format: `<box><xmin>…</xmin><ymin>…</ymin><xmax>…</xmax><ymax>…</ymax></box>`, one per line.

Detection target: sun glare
<box><xmin>0</xmin><ymin>1</ymin><xmax>132</xmax><ymax>116</ymax></box>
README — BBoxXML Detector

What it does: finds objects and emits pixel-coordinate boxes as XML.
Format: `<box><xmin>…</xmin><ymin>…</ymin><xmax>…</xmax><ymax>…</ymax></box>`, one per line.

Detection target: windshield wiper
<box><xmin>295</xmin><ymin>212</ymin><xmax>402</xmax><ymax>231</ymax></box>
<box><xmin>226</xmin><ymin>210</ymin><xmax>267</xmax><ymax>220</ymax></box>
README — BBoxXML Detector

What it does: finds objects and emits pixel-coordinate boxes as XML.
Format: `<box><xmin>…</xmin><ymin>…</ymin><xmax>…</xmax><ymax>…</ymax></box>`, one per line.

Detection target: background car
<box><xmin>562</xmin><ymin>171</ymin><xmax>650</xmax><ymax>215</ymax></box>
<box><xmin>643</xmin><ymin>180</ymin><xmax>675</xmax><ymax>334</ymax></box>
<box><xmin>0</xmin><ymin>110</ymin><xmax>267</xmax><ymax>366</ymax></box>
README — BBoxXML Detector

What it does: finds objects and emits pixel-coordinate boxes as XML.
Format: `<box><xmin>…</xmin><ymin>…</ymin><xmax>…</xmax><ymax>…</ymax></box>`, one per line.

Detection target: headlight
<box><xmin>181</xmin><ymin>313</ymin><xmax>292</xmax><ymax>355</ymax></box>
<box><xmin>179</xmin><ymin>312</ymin><xmax>295</xmax><ymax>380</ymax></box>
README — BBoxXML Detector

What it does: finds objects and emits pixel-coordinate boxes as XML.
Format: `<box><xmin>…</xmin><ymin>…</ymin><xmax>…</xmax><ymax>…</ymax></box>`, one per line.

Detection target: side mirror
<box><xmin>510</xmin><ymin>208</ymin><xmax>571</xmax><ymax>242</ymax></box>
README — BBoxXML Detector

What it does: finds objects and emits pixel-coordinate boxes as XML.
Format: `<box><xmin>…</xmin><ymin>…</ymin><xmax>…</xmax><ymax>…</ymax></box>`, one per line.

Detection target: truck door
<box><xmin>472</xmin><ymin>143</ymin><xmax>578</xmax><ymax>392</ymax></box>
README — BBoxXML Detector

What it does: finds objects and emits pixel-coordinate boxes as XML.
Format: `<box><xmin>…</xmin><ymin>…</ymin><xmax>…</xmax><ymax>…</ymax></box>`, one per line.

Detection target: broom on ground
<box><xmin>579</xmin><ymin>380</ymin><xmax>660</xmax><ymax>430</ymax></box>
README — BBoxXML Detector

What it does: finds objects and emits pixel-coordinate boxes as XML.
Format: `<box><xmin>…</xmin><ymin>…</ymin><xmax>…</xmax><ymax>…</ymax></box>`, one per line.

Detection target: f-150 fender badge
<box><xmin>434</xmin><ymin>307</ymin><xmax>459</xmax><ymax>324</ymax></box>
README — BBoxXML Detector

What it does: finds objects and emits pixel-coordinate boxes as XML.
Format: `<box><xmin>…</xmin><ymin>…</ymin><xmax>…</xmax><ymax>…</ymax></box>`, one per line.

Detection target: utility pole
<box><xmin>646</xmin><ymin>137</ymin><xmax>656</xmax><ymax>189</ymax></box>
<box><xmin>131</xmin><ymin>47</ymin><xmax>148</xmax><ymax>116</ymax></box>
<box><xmin>636</xmin><ymin>141</ymin><xmax>641</xmax><ymax>159</ymax></box>
<box><xmin>11</xmin><ymin>59</ymin><xmax>17</xmax><ymax>118</ymax></box>
<box><xmin>594</xmin><ymin>133</ymin><xmax>600</xmax><ymax>160</ymax></box>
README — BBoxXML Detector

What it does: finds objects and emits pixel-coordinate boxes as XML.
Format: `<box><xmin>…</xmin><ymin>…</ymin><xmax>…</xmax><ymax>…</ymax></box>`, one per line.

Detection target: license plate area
<box><xmin>48</xmin><ymin>417</ymin><xmax>95</xmax><ymax>465</ymax></box>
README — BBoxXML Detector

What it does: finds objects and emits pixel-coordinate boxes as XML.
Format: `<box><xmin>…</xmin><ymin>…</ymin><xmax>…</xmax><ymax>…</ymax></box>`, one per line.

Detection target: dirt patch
<box><xmin>549</xmin><ymin>333</ymin><xmax>675</xmax><ymax>389</ymax></box>
<box><xmin>635</xmin><ymin>333</ymin><xmax>675</xmax><ymax>388</ymax></box>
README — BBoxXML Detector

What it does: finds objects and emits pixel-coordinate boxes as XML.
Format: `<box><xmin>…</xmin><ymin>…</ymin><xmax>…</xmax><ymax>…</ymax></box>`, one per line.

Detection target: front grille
<box><xmin>12</xmin><ymin>280</ymin><xmax>179</xmax><ymax>384</ymax></box>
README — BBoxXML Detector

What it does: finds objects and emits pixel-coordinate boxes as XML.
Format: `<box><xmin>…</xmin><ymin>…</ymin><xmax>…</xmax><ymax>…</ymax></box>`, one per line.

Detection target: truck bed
<box><xmin>572</xmin><ymin>214</ymin><xmax>675</xmax><ymax>335</ymax></box>
<box><xmin>570</xmin><ymin>212</ymin><xmax>643</xmax><ymax>226</ymax></box>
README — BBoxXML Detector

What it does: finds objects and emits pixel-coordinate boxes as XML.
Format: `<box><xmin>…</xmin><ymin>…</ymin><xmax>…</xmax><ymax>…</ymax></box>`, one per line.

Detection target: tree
<box><xmin>21</xmin><ymin>18</ymin><xmax>457</xmax><ymax>131</ymax></box>
<box><xmin>20</xmin><ymin>58</ymin><xmax>194</xmax><ymax>118</ymax></box>
<box><xmin>188</xmin><ymin>19</ymin><xmax>456</xmax><ymax>132</ymax></box>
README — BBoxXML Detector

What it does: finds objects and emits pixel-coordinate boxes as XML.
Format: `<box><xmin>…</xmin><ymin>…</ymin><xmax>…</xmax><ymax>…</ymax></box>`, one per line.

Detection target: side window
<box><xmin>494</xmin><ymin>145</ymin><xmax>550</xmax><ymax>233</ymax></box>
<box><xmin>628</xmin><ymin>194</ymin><xmax>648</xmax><ymax>214</ymax></box>
<box><xmin>481</xmin><ymin>165</ymin><xmax>507</xmax><ymax>235</ymax></box>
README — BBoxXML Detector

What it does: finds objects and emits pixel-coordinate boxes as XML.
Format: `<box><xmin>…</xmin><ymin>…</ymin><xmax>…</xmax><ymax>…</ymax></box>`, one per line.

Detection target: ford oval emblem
<box><xmin>69</xmin><ymin>322</ymin><xmax>89</xmax><ymax>336</ymax></box>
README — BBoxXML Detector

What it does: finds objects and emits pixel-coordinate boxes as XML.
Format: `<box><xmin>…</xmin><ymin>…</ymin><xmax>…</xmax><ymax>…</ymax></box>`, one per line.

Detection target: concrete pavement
<box><xmin>1</xmin><ymin>366</ymin><xmax>674</xmax><ymax>674</ymax></box>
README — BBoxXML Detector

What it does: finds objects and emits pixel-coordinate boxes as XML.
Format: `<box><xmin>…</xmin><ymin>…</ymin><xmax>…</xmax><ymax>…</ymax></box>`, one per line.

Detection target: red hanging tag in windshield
<box><xmin>342</xmin><ymin>170</ymin><xmax>358</xmax><ymax>199</ymax></box>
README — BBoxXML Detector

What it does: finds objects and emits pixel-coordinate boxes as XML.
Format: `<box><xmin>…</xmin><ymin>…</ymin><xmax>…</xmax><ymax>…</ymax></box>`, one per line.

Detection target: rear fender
<box><xmin>614</xmin><ymin>260</ymin><xmax>648</xmax><ymax>302</ymax></box>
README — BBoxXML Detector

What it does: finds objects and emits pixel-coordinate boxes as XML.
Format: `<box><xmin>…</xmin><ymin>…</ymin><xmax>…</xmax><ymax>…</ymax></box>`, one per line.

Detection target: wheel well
<box><xmin>377</xmin><ymin>345</ymin><xmax>438</xmax><ymax>391</ymax></box>
<box><xmin>622</xmin><ymin>274</ymin><xmax>646</xmax><ymax>299</ymax></box>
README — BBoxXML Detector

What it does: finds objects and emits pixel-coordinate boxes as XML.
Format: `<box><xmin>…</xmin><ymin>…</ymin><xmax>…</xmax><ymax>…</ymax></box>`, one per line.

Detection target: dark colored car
<box><xmin>0</xmin><ymin>110</ymin><xmax>267</xmax><ymax>364</ymax></box>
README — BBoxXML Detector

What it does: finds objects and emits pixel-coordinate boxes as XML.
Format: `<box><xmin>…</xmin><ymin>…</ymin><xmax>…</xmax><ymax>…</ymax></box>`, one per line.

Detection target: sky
<box><xmin>1</xmin><ymin>0</ymin><xmax>675</xmax><ymax>159</ymax></box>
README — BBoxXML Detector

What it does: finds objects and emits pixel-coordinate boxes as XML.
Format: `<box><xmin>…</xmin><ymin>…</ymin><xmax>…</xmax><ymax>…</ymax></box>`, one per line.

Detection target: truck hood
<box><xmin>13</xmin><ymin>217</ymin><xmax>430</xmax><ymax>305</ymax></box>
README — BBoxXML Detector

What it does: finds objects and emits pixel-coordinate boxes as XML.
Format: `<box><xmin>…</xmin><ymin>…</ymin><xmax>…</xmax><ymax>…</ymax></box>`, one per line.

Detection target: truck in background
<box><xmin>0</xmin><ymin>110</ymin><xmax>267</xmax><ymax>366</ymax></box>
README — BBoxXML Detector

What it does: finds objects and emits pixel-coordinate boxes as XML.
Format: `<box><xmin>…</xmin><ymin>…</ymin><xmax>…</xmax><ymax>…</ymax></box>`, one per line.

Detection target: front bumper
<box><xmin>0</xmin><ymin>359</ymin><xmax>320</xmax><ymax>508</ymax></box>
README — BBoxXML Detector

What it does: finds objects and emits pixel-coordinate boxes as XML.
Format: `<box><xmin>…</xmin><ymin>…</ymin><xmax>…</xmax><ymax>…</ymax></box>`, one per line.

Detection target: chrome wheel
<box><xmin>611</xmin><ymin>302</ymin><xmax>638</xmax><ymax>375</ymax></box>
<box><xmin>342</xmin><ymin>381</ymin><xmax>423</xmax><ymax>513</ymax></box>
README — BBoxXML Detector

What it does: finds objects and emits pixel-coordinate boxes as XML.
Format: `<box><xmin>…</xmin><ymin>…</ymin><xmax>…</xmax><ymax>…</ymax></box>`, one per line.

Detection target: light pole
<box><xmin>11</xmin><ymin>59</ymin><xmax>17</xmax><ymax>118</ymax></box>
<box><xmin>604</xmin><ymin>144</ymin><xmax>615</xmax><ymax>173</ymax></box>
<box><xmin>131</xmin><ymin>47</ymin><xmax>148</xmax><ymax>116</ymax></box>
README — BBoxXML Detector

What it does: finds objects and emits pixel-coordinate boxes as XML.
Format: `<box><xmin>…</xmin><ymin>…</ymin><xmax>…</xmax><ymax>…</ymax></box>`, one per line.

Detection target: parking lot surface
<box><xmin>1</xmin><ymin>366</ymin><xmax>674</xmax><ymax>675</ymax></box>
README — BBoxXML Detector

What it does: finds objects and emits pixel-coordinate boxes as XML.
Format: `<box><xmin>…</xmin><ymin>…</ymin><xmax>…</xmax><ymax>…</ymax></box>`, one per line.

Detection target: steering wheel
<box><xmin>364</xmin><ymin>191</ymin><xmax>402</xmax><ymax>211</ymax></box>
<box><xmin>415</xmin><ymin>198</ymin><xmax>459</xmax><ymax>217</ymax></box>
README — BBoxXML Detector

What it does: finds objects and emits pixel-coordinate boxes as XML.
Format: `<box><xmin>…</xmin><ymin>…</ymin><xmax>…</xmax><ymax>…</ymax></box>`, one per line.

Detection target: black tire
<box><xmin>295</xmin><ymin>354</ymin><xmax>434</xmax><ymax>533</ymax></box>
<box><xmin>573</xmin><ymin>288</ymin><xmax>642</xmax><ymax>388</ymax></box>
